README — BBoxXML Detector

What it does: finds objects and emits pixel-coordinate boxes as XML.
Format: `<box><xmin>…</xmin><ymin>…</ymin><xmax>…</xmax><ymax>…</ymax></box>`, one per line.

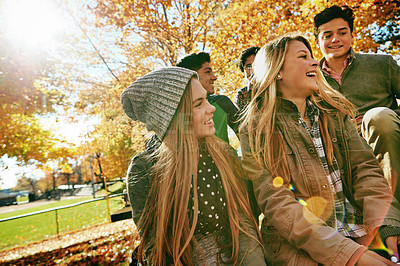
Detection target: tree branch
<box><xmin>63</xmin><ymin>5</ymin><xmax>120</xmax><ymax>82</ymax></box>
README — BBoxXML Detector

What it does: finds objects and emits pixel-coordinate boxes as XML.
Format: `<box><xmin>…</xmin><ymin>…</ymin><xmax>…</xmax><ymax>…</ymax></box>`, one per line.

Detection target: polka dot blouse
<box><xmin>188</xmin><ymin>144</ymin><xmax>229</xmax><ymax>236</ymax></box>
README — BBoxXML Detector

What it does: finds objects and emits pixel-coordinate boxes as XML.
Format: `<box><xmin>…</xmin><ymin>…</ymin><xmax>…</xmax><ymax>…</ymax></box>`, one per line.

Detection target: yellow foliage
<box><xmin>60</xmin><ymin>164</ymin><xmax>73</xmax><ymax>174</ymax></box>
<box><xmin>75</xmin><ymin>0</ymin><xmax>398</xmax><ymax>179</ymax></box>
<box><xmin>210</xmin><ymin>0</ymin><xmax>399</xmax><ymax>96</ymax></box>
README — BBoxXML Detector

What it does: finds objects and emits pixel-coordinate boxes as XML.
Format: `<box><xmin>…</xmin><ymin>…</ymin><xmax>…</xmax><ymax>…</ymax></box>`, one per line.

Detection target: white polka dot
<box><xmin>203</xmin><ymin>162</ymin><xmax>206</xmax><ymax>165</ymax></box>
<box><xmin>197</xmin><ymin>186</ymin><xmax>200</xmax><ymax>189</ymax></box>
<box><xmin>213</xmin><ymin>175</ymin><xmax>216</xmax><ymax>179</ymax></box>
<box><xmin>205</xmin><ymin>201</ymin><xmax>208</xmax><ymax>205</ymax></box>
<box><xmin>212</xmin><ymin>160</ymin><xmax>214</xmax><ymax>163</ymax></box>
<box><xmin>223</xmin><ymin>202</ymin><xmax>226</xmax><ymax>206</ymax></box>
<box><xmin>192</xmin><ymin>206</ymin><xmax>194</xmax><ymax>210</ymax></box>
<box><xmin>205</xmin><ymin>231</ymin><xmax>209</xmax><ymax>235</ymax></box>
<box><xmin>200</xmin><ymin>193</ymin><xmax>204</xmax><ymax>197</ymax></box>
<box><xmin>216</xmin><ymin>174</ymin><xmax>218</xmax><ymax>177</ymax></box>
<box><xmin>202</xmin><ymin>177</ymin><xmax>206</xmax><ymax>181</ymax></box>
<box><xmin>200</xmin><ymin>154</ymin><xmax>202</xmax><ymax>157</ymax></box>
<box><xmin>209</xmin><ymin>214</ymin><xmax>212</xmax><ymax>218</ymax></box>
<box><xmin>206</xmin><ymin>184</ymin><xmax>210</xmax><ymax>188</ymax></box>
<box><xmin>190</xmin><ymin>184</ymin><xmax>193</xmax><ymax>188</ymax></box>
<box><xmin>215</xmin><ymin>214</ymin><xmax>219</xmax><ymax>219</ymax></box>
<box><xmin>220</xmin><ymin>198</ymin><xmax>223</xmax><ymax>201</ymax></box>
<box><xmin>216</xmin><ymin>223</ymin><xmax>219</xmax><ymax>227</ymax></box>
<box><xmin>211</xmin><ymin>192</ymin><xmax>214</xmax><ymax>195</ymax></box>
<box><xmin>199</xmin><ymin>169</ymin><xmax>202</xmax><ymax>173</ymax></box>
<box><xmin>211</xmin><ymin>206</ymin><xmax>214</xmax><ymax>210</ymax></box>
<box><xmin>207</xmin><ymin>169</ymin><xmax>211</xmax><ymax>172</ymax></box>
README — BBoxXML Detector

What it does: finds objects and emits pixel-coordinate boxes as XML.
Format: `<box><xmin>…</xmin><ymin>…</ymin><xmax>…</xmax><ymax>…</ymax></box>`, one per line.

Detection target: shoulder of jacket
<box><xmin>131</xmin><ymin>149</ymin><xmax>155</xmax><ymax>167</ymax></box>
<box><xmin>355</xmin><ymin>52</ymin><xmax>392</xmax><ymax>63</ymax></box>
<box><xmin>209</xmin><ymin>94</ymin><xmax>230</xmax><ymax>101</ymax></box>
<box><xmin>237</xmin><ymin>86</ymin><xmax>248</xmax><ymax>94</ymax></box>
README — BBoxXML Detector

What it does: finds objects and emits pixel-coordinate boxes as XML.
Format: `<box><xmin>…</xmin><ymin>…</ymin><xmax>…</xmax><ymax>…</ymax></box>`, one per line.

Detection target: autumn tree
<box><xmin>369</xmin><ymin>1</ymin><xmax>400</xmax><ymax>53</ymax></box>
<box><xmin>210</xmin><ymin>0</ymin><xmax>400</xmax><ymax>98</ymax></box>
<box><xmin>71</xmin><ymin>0</ymin><xmax>398</xmax><ymax>180</ymax></box>
<box><xmin>12</xmin><ymin>175</ymin><xmax>37</xmax><ymax>193</ymax></box>
<box><xmin>37</xmin><ymin>167</ymin><xmax>58</xmax><ymax>192</ymax></box>
<box><xmin>67</xmin><ymin>0</ymin><xmax>229</xmax><ymax>179</ymax></box>
<box><xmin>0</xmin><ymin>0</ymin><xmax>98</xmax><ymax>190</ymax></box>
<box><xmin>0</xmin><ymin>30</ymin><xmax>67</xmax><ymax>164</ymax></box>
<box><xmin>93</xmin><ymin>0</ymin><xmax>227</xmax><ymax>65</ymax></box>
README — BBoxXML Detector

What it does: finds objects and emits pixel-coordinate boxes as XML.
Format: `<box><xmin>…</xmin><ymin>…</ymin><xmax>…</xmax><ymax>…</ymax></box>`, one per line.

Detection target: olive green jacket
<box><xmin>320</xmin><ymin>48</ymin><xmax>400</xmax><ymax>117</ymax></box>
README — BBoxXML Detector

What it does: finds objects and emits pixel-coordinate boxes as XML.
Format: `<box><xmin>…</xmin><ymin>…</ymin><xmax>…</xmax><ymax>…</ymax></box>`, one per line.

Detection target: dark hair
<box><xmin>238</xmin><ymin>47</ymin><xmax>260</xmax><ymax>72</ymax></box>
<box><xmin>313</xmin><ymin>5</ymin><xmax>355</xmax><ymax>38</ymax></box>
<box><xmin>176</xmin><ymin>52</ymin><xmax>211</xmax><ymax>71</ymax></box>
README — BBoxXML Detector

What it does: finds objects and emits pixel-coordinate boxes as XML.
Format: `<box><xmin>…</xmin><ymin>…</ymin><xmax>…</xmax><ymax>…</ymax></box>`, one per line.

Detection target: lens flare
<box><xmin>298</xmin><ymin>198</ymin><xmax>307</xmax><ymax>206</ymax></box>
<box><xmin>301</xmin><ymin>196</ymin><xmax>330</xmax><ymax>225</ymax></box>
<box><xmin>273</xmin><ymin>176</ymin><xmax>284</xmax><ymax>188</ymax></box>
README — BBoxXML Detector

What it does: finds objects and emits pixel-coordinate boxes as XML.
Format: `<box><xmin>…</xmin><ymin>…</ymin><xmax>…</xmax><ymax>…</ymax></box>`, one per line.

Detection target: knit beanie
<box><xmin>121</xmin><ymin>67</ymin><xmax>197</xmax><ymax>140</ymax></box>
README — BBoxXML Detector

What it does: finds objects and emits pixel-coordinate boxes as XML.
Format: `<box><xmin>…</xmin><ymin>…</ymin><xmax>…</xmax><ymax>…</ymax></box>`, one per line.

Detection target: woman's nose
<box><xmin>207</xmin><ymin>101</ymin><xmax>216</xmax><ymax>113</ymax></box>
<box><xmin>311</xmin><ymin>58</ymin><xmax>318</xmax><ymax>66</ymax></box>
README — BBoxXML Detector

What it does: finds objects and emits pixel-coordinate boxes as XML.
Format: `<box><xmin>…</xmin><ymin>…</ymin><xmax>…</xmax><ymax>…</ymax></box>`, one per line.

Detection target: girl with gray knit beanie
<box><xmin>121</xmin><ymin>67</ymin><xmax>266</xmax><ymax>265</ymax></box>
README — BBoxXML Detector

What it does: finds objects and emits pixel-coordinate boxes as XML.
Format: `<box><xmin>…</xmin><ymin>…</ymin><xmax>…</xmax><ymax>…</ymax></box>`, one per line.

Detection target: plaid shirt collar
<box><xmin>304</xmin><ymin>100</ymin><xmax>320</xmax><ymax>127</ymax></box>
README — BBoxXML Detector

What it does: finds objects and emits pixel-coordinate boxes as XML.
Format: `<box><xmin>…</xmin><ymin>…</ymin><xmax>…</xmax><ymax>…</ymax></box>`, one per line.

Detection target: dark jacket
<box><xmin>126</xmin><ymin>139</ymin><xmax>266</xmax><ymax>265</ymax></box>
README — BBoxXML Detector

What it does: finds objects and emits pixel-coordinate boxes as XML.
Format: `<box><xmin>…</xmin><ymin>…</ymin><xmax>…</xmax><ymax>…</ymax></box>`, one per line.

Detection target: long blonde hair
<box><xmin>138</xmin><ymin>78</ymin><xmax>261</xmax><ymax>265</ymax></box>
<box><xmin>241</xmin><ymin>33</ymin><xmax>356</xmax><ymax>183</ymax></box>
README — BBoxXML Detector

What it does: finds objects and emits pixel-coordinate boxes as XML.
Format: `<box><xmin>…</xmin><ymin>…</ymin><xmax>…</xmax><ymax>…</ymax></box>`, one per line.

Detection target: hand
<box><xmin>386</xmin><ymin>236</ymin><xmax>400</xmax><ymax>263</ymax></box>
<box><xmin>356</xmin><ymin>250</ymin><xmax>397</xmax><ymax>266</ymax></box>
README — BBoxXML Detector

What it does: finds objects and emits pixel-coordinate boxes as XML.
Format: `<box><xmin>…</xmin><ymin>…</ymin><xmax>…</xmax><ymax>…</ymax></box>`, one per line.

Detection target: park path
<box><xmin>0</xmin><ymin>196</ymin><xmax>89</xmax><ymax>214</ymax></box>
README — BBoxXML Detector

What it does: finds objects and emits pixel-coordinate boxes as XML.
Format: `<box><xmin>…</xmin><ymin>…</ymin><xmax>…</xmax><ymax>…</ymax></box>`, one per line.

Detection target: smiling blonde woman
<box><xmin>240</xmin><ymin>33</ymin><xmax>400</xmax><ymax>266</ymax></box>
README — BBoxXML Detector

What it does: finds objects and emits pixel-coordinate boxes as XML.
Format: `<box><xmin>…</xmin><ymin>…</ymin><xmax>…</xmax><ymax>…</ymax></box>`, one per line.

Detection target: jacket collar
<box><xmin>276</xmin><ymin>97</ymin><xmax>337</xmax><ymax>116</ymax></box>
<box><xmin>276</xmin><ymin>97</ymin><xmax>307</xmax><ymax>116</ymax></box>
<box><xmin>319</xmin><ymin>47</ymin><xmax>356</xmax><ymax>69</ymax></box>
<box><xmin>348</xmin><ymin>47</ymin><xmax>356</xmax><ymax>64</ymax></box>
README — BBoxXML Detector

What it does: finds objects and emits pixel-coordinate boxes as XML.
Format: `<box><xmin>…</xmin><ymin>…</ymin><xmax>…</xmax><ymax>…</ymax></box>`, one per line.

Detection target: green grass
<box><xmin>0</xmin><ymin>195</ymin><xmax>125</xmax><ymax>251</ymax></box>
<box><xmin>17</xmin><ymin>196</ymin><xmax>28</xmax><ymax>203</ymax></box>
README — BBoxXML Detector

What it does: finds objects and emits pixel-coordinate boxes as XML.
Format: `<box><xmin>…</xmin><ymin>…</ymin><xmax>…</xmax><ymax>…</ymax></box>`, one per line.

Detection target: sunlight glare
<box><xmin>2</xmin><ymin>0</ymin><xmax>64</xmax><ymax>48</ymax></box>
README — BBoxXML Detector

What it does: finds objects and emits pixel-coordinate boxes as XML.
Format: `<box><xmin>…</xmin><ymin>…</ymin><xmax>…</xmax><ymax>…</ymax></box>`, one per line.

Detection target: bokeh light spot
<box><xmin>273</xmin><ymin>176</ymin><xmax>284</xmax><ymax>188</ymax></box>
<box><xmin>302</xmin><ymin>196</ymin><xmax>329</xmax><ymax>224</ymax></box>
